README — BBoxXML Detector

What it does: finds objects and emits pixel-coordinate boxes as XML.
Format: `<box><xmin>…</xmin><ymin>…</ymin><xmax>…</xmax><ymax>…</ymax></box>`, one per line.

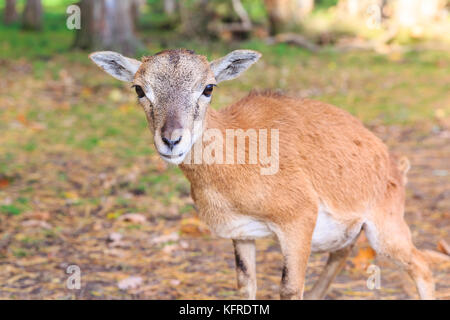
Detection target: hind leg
<box><xmin>304</xmin><ymin>244</ymin><xmax>354</xmax><ymax>300</ymax></box>
<box><xmin>365</xmin><ymin>213</ymin><xmax>435</xmax><ymax>299</ymax></box>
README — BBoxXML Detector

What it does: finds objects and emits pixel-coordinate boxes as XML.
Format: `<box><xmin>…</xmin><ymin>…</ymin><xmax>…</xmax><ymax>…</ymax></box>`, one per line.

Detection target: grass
<box><xmin>0</xmin><ymin>1</ymin><xmax>448</xmax><ymax>301</ymax></box>
<box><xmin>0</xmin><ymin>2</ymin><xmax>449</xmax><ymax>219</ymax></box>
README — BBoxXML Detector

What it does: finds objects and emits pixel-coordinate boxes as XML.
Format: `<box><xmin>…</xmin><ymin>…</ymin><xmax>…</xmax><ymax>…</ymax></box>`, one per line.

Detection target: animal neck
<box><xmin>178</xmin><ymin>107</ymin><xmax>226</xmax><ymax>179</ymax></box>
<box><xmin>204</xmin><ymin>106</ymin><xmax>227</xmax><ymax>131</ymax></box>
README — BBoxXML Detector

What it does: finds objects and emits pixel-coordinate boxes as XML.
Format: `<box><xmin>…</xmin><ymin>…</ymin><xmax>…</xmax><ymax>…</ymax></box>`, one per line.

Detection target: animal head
<box><xmin>90</xmin><ymin>49</ymin><xmax>261</xmax><ymax>164</ymax></box>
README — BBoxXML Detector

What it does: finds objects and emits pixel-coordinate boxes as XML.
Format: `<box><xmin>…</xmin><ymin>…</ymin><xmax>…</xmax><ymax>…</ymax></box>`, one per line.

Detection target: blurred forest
<box><xmin>0</xmin><ymin>0</ymin><xmax>449</xmax><ymax>299</ymax></box>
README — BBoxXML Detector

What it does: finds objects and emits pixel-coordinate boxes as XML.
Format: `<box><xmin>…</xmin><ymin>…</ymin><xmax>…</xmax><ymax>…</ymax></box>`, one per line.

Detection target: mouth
<box><xmin>158</xmin><ymin>151</ymin><xmax>186</xmax><ymax>165</ymax></box>
<box><xmin>159</xmin><ymin>152</ymin><xmax>184</xmax><ymax>159</ymax></box>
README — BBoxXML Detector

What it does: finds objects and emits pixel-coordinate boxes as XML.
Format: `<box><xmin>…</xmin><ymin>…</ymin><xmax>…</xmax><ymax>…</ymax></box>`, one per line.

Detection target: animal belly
<box><xmin>212</xmin><ymin>215</ymin><xmax>273</xmax><ymax>240</ymax></box>
<box><xmin>311</xmin><ymin>206</ymin><xmax>362</xmax><ymax>253</ymax></box>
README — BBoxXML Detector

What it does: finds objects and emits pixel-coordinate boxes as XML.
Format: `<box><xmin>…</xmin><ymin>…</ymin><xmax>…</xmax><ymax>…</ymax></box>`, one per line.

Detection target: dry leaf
<box><xmin>108</xmin><ymin>232</ymin><xmax>122</xmax><ymax>243</ymax></box>
<box><xmin>180</xmin><ymin>217</ymin><xmax>209</xmax><ymax>237</ymax></box>
<box><xmin>0</xmin><ymin>178</ymin><xmax>10</xmax><ymax>189</ymax></box>
<box><xmin>21</xmin><ymin>220</ymin><xmax>52</xmax><ymax>229</ymax></box>
<box><xmin>118</xmin><ymin>276</ymin><xmax>142</xmax><ymax>290</ymax></box>
<box><xmin>437</xmin><ymin>239</ymin><xmax>450</xmax><ymax>255</ymax></box>
<box><xmin>162</xmin><ymin>244</ymin><xmax>179</xmax><ymax>254</ymax></box>
<box><xmin>108</xmin><ymin>89</ymin><xmax>123</xmax><ymax>102</ymax></box>
<box><xmin>118</xmin><ymin>213</ymin><xmax>146</xmax><ymax>224</ymax></box>
<box><xmin>92</xmin><ymin>221</ymin><xmax>103</xmax><ymax>231</ymax></box>
<box><xmin>30</xmin><ymin>211</ymin><xmax>50</xmax><ymax>221</ymax></box>
<box><xmin>170</xmin><ymin>279</ymin><xmax>181</xmax><ymax>286</ymax></box>
<box><xmin>150</xmin><ymin>232</ymin><xmax>179</xmax><ymax>245</ymax></box>
<box><xmin>351</xmin><ymin>247</ymin><xmax>376</xmax><ymax>269</ymax></box>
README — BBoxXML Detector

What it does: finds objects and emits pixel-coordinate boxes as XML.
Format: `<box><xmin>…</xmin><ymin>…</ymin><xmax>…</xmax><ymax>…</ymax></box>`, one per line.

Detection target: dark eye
<box><xmin>203</xmin><ymin>84</ymin><xmax>215</xmax><ymax>97</ymax></box>
<box><xmin>133</xmin><ymin>85</ymin><xmax>146</xmax><ymax>98</ymax></box>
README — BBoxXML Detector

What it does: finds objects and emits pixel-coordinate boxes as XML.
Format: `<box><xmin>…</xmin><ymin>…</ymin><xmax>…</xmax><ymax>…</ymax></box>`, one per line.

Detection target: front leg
<box><xmin>274</xmin><ymin>215</ymin><xmax>316</xmax><ymax>300</ymax></box>
<box><xmin>233</xmin><ymin>239</ymin><xmax>257</xmax><ymax>300</ymax></box>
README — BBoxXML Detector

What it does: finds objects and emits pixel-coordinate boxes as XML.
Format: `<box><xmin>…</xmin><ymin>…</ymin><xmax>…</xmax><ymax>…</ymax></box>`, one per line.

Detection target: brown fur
<box><xmin>180</xmin><ymin>92</ymin><xmax>434</xmax><ymax>299</ymax></box>
<box><xmin>90</xmin><ymin>49</ymin><xmax>435</xmax><ymax>300</ymax></box>
<box><xmin>182</xmin><ymin>93</ymin><xmax>391</xmax><ymax>222</ymax></box>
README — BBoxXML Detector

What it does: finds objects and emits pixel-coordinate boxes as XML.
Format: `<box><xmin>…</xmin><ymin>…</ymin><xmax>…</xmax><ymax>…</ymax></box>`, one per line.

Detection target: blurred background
<box><xmin>0</xmin><ymin>0</ymin><xmax>449</xmax><ymax>299</ymax></box>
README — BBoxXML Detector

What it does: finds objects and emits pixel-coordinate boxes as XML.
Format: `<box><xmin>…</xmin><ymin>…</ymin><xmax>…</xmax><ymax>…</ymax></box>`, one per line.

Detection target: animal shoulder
<box><xmin>221</xmin><ymin>92</ymin><xmax>368</xmax><ymax>135</ymax></box>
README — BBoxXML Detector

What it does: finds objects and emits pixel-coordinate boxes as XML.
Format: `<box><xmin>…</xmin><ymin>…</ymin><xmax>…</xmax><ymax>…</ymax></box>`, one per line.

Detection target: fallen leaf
<box><xmin>92</xmin><ymin>221</ymin><xmax>103</xmax><ymax>231</ymax></box>
<box><xmin>107</xmin><ymin>232</ymin><xmax>122</xmax><ymax>243</ymax></box>
<box><xmin>109</xmin><ymin>89</ymin><xmax>123</xmax><ymax>102</ymax></box>
<box><xmin>118</xmin><ymin>213</ymin><xmax>146</xmax><ymax>224</ymax></box>
<box><xmin>351</xmin><ymin>246</ymin><xmax>376</xmax><ymax>269</ymax></box>
<box><xmin>180</xmin><ymin>240</ymin><xmax>189</xmax><ymax>249</ymax></box>
<box><xmin>150</xmin><ymin>232</ymin><xmax>179</xmax><ymax>245</ymax></box>
<box><xmin>63</xmin><ymin>192</ymin><xmax>79</xmax><ymax>200</ymax></box>
<box><xmin>156</xmin><ymin>159</ymin><xmax>168</xmax><ymax>173</ymax></box>
<box><xmin>107</xmin><ymin>232</ymin><xmax>129</xmax><ymax>248</ymax></box>
<box><xmin>30</xmin><ymin>211</ymin><xmax>50</xmax><ymax>221</ymax></box>
<box><xmin>104</xmin><ymin>249</ymin><xmax>126</xmax><ymax>258</ymax></box>
<box><xmin>0</xmin><ymin>178</ymin><xmax>10</xmax><ymax>189</ymax></box>
<box><xmin>30</xmin><ymin>122</ymin><xmax>47</xmax><ymax>131</ymax></box>
<box><xmin>118</xmin><ymin>276</ymin><xmax>142</xmax><ymax>290</ymax></box>
<box><xmin>80</xmin><ymin>87</ymin><xmax>93</xmax><ymax>98</ymax></box>
<box><xmin>118</xmin><ymin>104</ymin><xmax>133</xmax><ymax>114</ymax></box>
<box><xmin>162</xmin><ymin>244</ymin><xmax>179</xmax><ymax>254</ymax></box>
<box><xmin>437</xmin><ymin>240</ymin><xmax>450</xmax><ymax>256</ymax></box>
<box><xmin>170</xmin><ymin>279</ymin><xmax>181</xmax><ymax>286</ymax></box>
<box><xmin>16</xmin><ymin>113</ymin><xmax>28</xmax><ymax>125</ymax></box>
<box><xmin>21</xmin><ymin>220</ymin><xmax>52</xmax><ymax>229</ymax></box>
<box><xmin>180</xmin><ymin>217</ymin><xmax>209</xmax><ymax>237</ymax></box>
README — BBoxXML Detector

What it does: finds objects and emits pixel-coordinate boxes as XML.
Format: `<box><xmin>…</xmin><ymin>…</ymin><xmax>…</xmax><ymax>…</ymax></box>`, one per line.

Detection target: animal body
<box><xmin>90</xmin><ymin>48</ymin><xmax>435</xmax><ymax>299</ymax></box>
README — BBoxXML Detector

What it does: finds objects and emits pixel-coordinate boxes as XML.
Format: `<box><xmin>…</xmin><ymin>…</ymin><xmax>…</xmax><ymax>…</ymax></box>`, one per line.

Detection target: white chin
<box><xmin>159</xmin><ymin>152</ymin><xmax>187</xmax><ymax>165</ymax></box>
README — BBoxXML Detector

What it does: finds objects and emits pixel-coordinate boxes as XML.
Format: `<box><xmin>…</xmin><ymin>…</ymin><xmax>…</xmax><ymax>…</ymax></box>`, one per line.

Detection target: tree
<box><xmin>394</xmin><ymin>0</ymin><xmax>444</xmax><ymax>28</ymax></box>
<box><xmin>164</xmin><ymin>0</ymin><xmax>177</xmax><ymax>17</ymax></box>
<box><xmin>179</xmin><ymin>0</ymin><xmax>211</xmax><ymax>37</ymax></box>
<box><xmin>74</xmin><ymin>0</ymin><xmax>141</xmax><ymax>56</ymax></box>
<box><xmin>337</xmin><ymin>0</ymin><xmax>445</xmax><ymax>28</ymax></box>
<box><xmin>22</xmin><ymin>0</ymin><xmax>42</xmax><ymax>30</ymax></box>
<box><xmin>179</xmin><ymin>0</ymin><xmax>252</xmax><ymax>40</ymax></box>
<box><xmin>4</xmin><ymin>0</ymin><xmax>18</xmax><ymax>25</ymax></box>
<box><xmin>265</xmin><ymin>0</ymin><xmax>314</xmax><ymax>35</ymax></box>
<box><xmin>131</xmin><ymin>0</ymin><xmax>144</xmax><ymax>29</ymax></box>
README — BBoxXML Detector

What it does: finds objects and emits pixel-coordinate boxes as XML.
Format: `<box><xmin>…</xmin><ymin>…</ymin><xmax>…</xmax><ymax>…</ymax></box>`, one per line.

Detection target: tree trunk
<box><xmin>337</xmin><ymin>0</ymin><xmax>386</xmax><ymax>17</ymax></box>
<box><xmin>179</xmin><ymin>0</ymin><xmax>211</xmax><ymax>37</ymax></box>
<box><xmin>74</xmin><ymin>0</ymin><xmax>141</xmax><ymax>56</ymax></box>
<box><xmin>265</xmin><ymin>0</ymin><xmax>314</xmax><ymax>35</ymax></box>
<box><xmin>130</xmin><ymin>0</ymin><xmax>143</xmax><ymax>29</ymax></box>
<box><xmin>338</xmin><ymin>0</ymin><xmax>445</xmax><ymax>27</ymax></box>
<box><xmin>164</xmin><ymin>0</ymin><xmax>177</xmax><ymax>16</ymax></box>
<box><xmin>22</xmin><ymin>0</ymin><xmax>42</xmax><ymax>30</ymax></box>
<box><xmin>394</xmin><ymin>0</ymin><xmax>444</xmax><ymax>28</ymax></box>
<box><xmin>4</xmin><ymin>0</ymin><xmax>18</xmax><ymax>25</ymax></box>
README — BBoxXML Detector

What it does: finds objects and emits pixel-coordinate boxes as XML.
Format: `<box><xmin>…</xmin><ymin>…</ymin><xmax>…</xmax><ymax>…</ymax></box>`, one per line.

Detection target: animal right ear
<box><xmin>89</xmin><ymin>51</ymin><xmax>142</xmax><ymax>82</ymax></box>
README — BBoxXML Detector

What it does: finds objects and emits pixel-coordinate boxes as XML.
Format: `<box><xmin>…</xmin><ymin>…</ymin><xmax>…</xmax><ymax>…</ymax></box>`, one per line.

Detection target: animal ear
<box><xmin>210</xmin><ymin>50</ymin><xmax>261</xmax><ymax>83</ymax></box>
<box><xmin>89</xmin><ymin>51</ymin><xmax>142</xmax><ymax>82</ymax></box>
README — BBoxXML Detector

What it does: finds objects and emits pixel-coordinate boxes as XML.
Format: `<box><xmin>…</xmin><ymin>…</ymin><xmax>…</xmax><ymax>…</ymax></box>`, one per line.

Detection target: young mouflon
<box><xmin>90</xmin><ymin>49</ymin><xmax>435</xmax><ymax>299</ymax></box>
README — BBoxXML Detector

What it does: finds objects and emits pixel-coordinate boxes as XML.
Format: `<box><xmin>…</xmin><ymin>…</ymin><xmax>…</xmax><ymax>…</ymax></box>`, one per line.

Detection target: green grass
<box><xmin>0</xmin><ymin>19</ymin><xmax>448</xmax><ymax>124</ymax></box>
<box><xmin>1</xmin><ymin>205</ymin><xmax>22</xmax><ymax>216</ymax></box>
<box><xmin>0</xmin><ymin>1</ymin><xmax>449</xmax><ymax>216</ymax></box>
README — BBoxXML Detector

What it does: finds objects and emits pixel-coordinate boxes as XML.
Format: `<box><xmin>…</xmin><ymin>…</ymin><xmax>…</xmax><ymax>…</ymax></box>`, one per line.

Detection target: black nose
<box><xmin>162</xmin><ymin>135</ymin><xmax>182</xmax><ymax>150</ymax></box>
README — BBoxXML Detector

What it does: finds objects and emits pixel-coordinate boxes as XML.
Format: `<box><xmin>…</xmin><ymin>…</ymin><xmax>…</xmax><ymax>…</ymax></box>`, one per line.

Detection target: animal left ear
<box><xmin>210</xmin><ymin>50</ymin><xmax>261</xmax><ymax>83</ymax></box>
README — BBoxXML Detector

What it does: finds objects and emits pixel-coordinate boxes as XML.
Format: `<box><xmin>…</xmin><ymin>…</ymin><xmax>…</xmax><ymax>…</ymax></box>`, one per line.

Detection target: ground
<box><xmin>0</xmin><ymin>33</ymin><xmax>449</xmax><ymax>299</ymax></box>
